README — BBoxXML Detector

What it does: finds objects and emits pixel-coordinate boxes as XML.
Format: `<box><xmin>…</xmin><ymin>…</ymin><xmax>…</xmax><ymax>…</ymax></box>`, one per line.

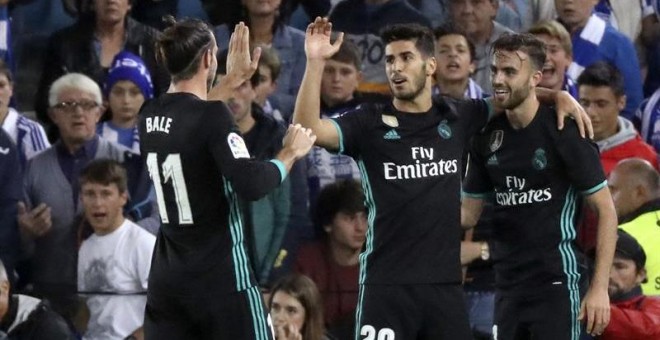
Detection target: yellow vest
<box><xmin>620</xmin><ymin>210</ymin><xmax>660</xmax><ymax>296</ymax></box>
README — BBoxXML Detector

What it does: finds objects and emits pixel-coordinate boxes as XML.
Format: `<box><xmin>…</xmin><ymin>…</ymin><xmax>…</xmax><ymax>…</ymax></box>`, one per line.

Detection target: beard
<box><xmin>390</xmin><ymin>64</ymin><xmax>428</xmax><ymax>101</ymax></box>
<box><xmin>496</xmin><ymin>83</ymin><xmax>532</xmax><ymax>110</ymax></box>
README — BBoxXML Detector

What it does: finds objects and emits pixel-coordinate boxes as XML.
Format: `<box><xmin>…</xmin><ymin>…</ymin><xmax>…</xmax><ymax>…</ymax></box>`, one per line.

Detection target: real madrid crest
<box><xmin>532</xmin><ymin>148</ymin><xmax>547</xmax><ymax>170</ymax></box>
<box><xmin>438</xmin><ymin>119</ymin><xmax>452</xmax><ymax>139</ymax></box>
<box><xmin>382</xmin><ymin>115</ymin><xmax>399</xmax><ymax>128</ymax></box>
<box><xmin>489</xmin><ymin>130</ymin><xmax>504</xmax><ymax>152</ymax></box>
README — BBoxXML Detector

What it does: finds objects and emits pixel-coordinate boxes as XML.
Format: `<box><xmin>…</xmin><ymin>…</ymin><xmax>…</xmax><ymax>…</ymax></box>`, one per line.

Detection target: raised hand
<box><xmin>226</xmin><ymin>22</ymin><xmax>261</xmax><ymax>84</ymax></box>
<box><xmin>17</xmin><ymin>202</ymin><xmax>52</xmax><ymax>238</ymax></box>
<box><xmin>305</xmin><ymin>17</ymin><xmax>344</xmax><ymax>61</ymax></box>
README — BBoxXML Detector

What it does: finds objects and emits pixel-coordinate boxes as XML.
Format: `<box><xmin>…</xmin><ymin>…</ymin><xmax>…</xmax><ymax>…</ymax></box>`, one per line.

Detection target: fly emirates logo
<box><xmin>383</xmin><ymin>147</ymin><xmax>458</xmax><ymax>180</ymax></box>
<box><xmin>496</xmin><ymin>176</ymin><xmax>552</xmax><ymax>206</ymax></box>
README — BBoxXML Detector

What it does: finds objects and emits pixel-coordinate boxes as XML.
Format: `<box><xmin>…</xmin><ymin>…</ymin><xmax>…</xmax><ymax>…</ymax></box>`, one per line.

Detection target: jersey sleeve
<box><xmin>454</xmin><ymin>98</ymin><xmax>492</xmax><ymax>141</ymax></box>
<box><xmin>463</xmin><ymin>140</ymin><xmax>494</xmax><ymax>198</ymax></box>
<box><xmin>206</xmin><ymin>102</ymin><xmax>285</xmax><ymax>201</ymax></box>
<box><xmin>330</xmin><ymin>105</ymin><xmax>372</xmax><ymax>159</ymax></box>
<box><xmin>555</xmin><ymin>119</ymin><xmax>607</xmax><ymax>195</ymax></box>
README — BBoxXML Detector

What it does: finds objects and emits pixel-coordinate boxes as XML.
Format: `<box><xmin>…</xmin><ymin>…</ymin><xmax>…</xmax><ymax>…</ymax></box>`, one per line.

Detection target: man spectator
<box><xmin>448</xmin><ymin>0</ymin><xmax>513</xmax><ymax>94</ymax></box>
<box><xmin>529</xmin><ymin>20</ymin><xmax>578</xmax><ymax>98</ymax></box>
<box><xmin>78</xmin><ymin>159</ymin><xmax>155</xmax><ymax>339</ymax></box>
<box><xmin>19</xmin><ymin>73</ymin><xmax>157</xmax><ymax>324</ymax></box>
<box><xmin>295</xmin><ymin>179</ymin><xmax>366</xmax><ymax>338</ymax></box>
<box><xmin>0</xmin><ymin>129</ymin><xmax>21</xmax><ymax>288</ymax></box>
<box><xmin>217</xmin><ymin>50</ymin><xmax>291</xmax><ymax>286</ymax></box>
<box><xmin>329</xmin><ymin>0</ymin><xmax>430</xmax><ymax>94</ymax></box>
<box><xmin>0</xmin><ymin>60</ymin><xmax>49</xmax><ymax>168</ymax></box>
<box><xmin>608</xmin><ymin>158</ymin><xmax>660</xmax><ymax>296</ymax></box>
<box><xmin>600</xmin><ymin>229</ymin><xmax>660</xmax><ymax>339</ymax></box>
<box><xmin>0</xmin><ymin>259</ymin><xmax>74</xmax><ymax>339</ymax></box>
<box><xmin>555</xmin><ymin>0</ymin><xmax>643</xmax><ymax>118</ymax></box>
<box><xmin>35</xmin><ymin>0</ymin><xmax>168</xmax><ymax>141</ymax></box>
<box><xmin>433</xmin><ymin>26</ymin><xmax>486</xmax><ymax>100</ymax></box>
<box><xmin>577</xmin><ymin>62</ymin><xmax>658</xmax><ymax>175</ymax></box>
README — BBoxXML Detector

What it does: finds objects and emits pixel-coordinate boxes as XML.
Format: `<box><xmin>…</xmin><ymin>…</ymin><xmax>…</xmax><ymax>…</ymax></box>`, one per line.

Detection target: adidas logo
<box><xmin>384</xmin><ymin>129</ymin><xmax>401</xmax><ymax>140</ymax></box>
<box><xmin>487</xmin><ymin>154</ymin><xmax>498</xmax><ymax>165</ymax></box>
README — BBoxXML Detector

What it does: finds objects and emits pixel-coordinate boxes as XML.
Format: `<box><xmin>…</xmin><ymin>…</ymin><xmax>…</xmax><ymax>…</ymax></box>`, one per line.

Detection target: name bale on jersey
<box><xmin>146</xmin><ymin>116</ymin><xmax>173</xmax><ymax>134</ymax></box>
<box><xmin>383</xmin><ymin>146</ymin><xmax>458</xmax><ymax>180</ymax></box>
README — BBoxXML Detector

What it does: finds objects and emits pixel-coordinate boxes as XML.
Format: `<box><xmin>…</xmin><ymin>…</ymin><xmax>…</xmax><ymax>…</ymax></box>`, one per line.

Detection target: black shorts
<box><xmin>493</xmin><ymin>285</ymin><xmax>581</xmax><ymax>340</ymax></box>
<box><xmin>355</xmin><ymin>284</ymin><xmax>472</xmax><ymax>340</ymax></box>
<box><xmin>144</xmin><ymin>286</ymin><xmax>272</xmax><ymax>340</ymax></box>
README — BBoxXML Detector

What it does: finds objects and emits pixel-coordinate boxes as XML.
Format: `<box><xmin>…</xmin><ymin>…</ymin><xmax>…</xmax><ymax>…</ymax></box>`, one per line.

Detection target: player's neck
<box><xmin>436</xmin><ymin>77</ymin><xmax>469</xmax><ymax>100</ymax></box>
<box><xmin>505</xmin><ymin>92</ymin><xmax>540</xmax><ymax>130</ymax></box>
<box><xmin>393</xmin><ymin>87</ymin><xmax>433</xmax><ymax>113</ymax></box>
<box><xmin>169</xmin><ymin>77</ymin><xmax>209</xmax><ymax>100</ymax></box>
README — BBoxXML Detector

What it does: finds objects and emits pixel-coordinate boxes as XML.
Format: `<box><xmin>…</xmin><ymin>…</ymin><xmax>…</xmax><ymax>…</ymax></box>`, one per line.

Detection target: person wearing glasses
<box><xmin>18</xmin><ymin>72</ymin><xmax>157</xmax><ymax>327</ymax></box>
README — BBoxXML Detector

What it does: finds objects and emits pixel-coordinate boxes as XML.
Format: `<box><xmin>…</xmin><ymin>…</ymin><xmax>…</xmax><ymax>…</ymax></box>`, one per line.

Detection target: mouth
<box><xmin>391</xmin><ymin>77</ymin><xmax>407</xmax><ymax>86</ymax></box>
<box><xmin>446</xmin><ymin>62</ymin><xmax>461</xmax><ymax>71</ymax></box>
<box><xmin>91</xmin><ymin>212</ymin><xmax>107</xmax><ymax>219</ymax></box>
<box><xmin>493</xmin><ymin>88</ymin><xmax>509</xmax><ymax>100</ymax></box>
<box><xmin>542</xmin><ymin>64</ymin><xmax>556</xmax><ymax>78</ymax></box>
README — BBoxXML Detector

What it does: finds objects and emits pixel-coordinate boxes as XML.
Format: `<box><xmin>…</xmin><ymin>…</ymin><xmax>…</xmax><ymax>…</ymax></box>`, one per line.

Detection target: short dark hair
<box><xmin>156</xmin><ymin>16</ymin><xmax>215</xmax><ymax>82</ymax></box>
<box><xmin>381</xmin><ymin>23</ymin><xmax>436</xmax><ymax>58</ymax></box>
<box><xmin>433</xmin><ymin>25</ymin><xmax>476</xmax><ymax>62</ymax></box>
<box><xmin>491</xmin><ymin>33</ymin><xmax>547</xmax><ymax>72</ymax></box>
<box><xmin>257</xmin><ymin>46</ymin><xmax>282</xmax><ymax>81</ymax></box>
<box><xmin>216</xmin><ymin>49</ymin><xmax>260</xmax><ymax>88</ymax></box>
<box><xmin>577</xmin><ymin>61</ymin><xmax>625</xmax><ymax>97</ymax></box>
<box><xmin>330</xmin><ymin>38</ymin><xmax>362</xmax><ymax>71</ymax></box>
<box><xmin>313</xmin><ymin>179</ymin><xmax>366</xmax><ymax>230</ymax></box>
<box><xmin>80</xmin><ymin>159</ymin><xmax>128</xmax><ymax>194</ymax></box>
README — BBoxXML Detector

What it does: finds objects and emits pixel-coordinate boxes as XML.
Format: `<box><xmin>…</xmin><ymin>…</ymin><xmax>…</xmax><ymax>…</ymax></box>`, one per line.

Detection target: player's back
<box><xmin>139</xmin><ymin>92</ymin><xmax>255</xmax><ymax>296</ymax></box>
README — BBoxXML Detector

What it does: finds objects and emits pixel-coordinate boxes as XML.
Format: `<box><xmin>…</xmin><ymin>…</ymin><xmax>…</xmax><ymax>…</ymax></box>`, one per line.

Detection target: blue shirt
<box><xmin>634</xmin><ymin>89</ymin><xmax>660</xmax><ymax>154</ymax></box>
<box><xmin>568</xmin><ymin>14</ymin><xmax>643</xmax><ymax>119</ymax></box>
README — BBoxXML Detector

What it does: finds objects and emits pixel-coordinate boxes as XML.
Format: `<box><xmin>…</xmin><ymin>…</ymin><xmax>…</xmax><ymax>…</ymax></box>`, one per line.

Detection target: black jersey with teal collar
<box><xmin>464</xmin><ymin>104</ymin><xmax>606</xmax><ymax>295</ymax></box>
<box><xmin>331</xmin><ymin>96</ymin><xmax>490</xmax><ymax>285</ymax></box>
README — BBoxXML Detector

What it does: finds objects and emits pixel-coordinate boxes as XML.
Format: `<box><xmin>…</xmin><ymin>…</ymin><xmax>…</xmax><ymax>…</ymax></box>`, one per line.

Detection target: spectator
<box><xmin>98</xmin><ymin>51</ymin><xmax>153</xmax><ymax>154</ymax></box>
<box><xmin>217</xmin><ymin>50</ymin><xmax>291</xmax><ymax>286</ymax></box>
<box><xmin>214</xmin><ymin>0</ymin><xmax>306</xmax><ymax>119</ymax></box>
<box><xmin>608</xmin><ymin>158</ymin><xmax>660</xmax><ymax>296</ymax></box>
<box><xmin>35</xmin><ymin>0</ymin><xmax>168</xmax><ymax>142</ymax></box>
<box><xmin>433</xmin><ymin>26</ymin><xmax>485</xmax><ymax>99</ymax></box>
<box><xmin>577</xmin><ymin>62</ymin><xmax>658</xmax><ymax>175</ymax></box>
<box><xmin>19</xmin><ymin>73</ymin><xmax>156</xmax><ymax>324</ymax></box>
<box><xmin>641</xmin><ymin>0</ymin><xmax>659</xmax><ymax>96</ymax></box>
<box><xmin>0</xmin><ymin>129</ymin><xmax>21</xmax><ymax>288</ymax></box>
<box><xmin>448</xmin><ymin>0</ymin><xmax>514</xmax><ymax>94</ymax></box>
<box><xmin>408</xmin><ymin>0</ymin><xmax>450</xmax><ymax>29</ymax></box>
<box><xmin>634</xmin><ymin>87</ymin><xmax>660</xmax><ymax>154</ymax></box>
<box><xmin>600</xmin><ymin>229</ymin><xmax>660</xmax><ymax>339</ymax></box>
<box><xmin>528</xmin><ymin>20</ymin><xmax>578</xmax><ymax>98</ymax></box>
<box><xmin>269</xmin><ymin>274</ymin><xmax>328</xmax><ymax>340</ymax></box>
<box><xmin>251</xmin><ymin>46</ymin><xmax>285</xmax><ymax>123</ymax></box>
<box><xmin>0</xmin><ymin>259</ymin><xmax>74</xmax><ymax>339</ymax></box>
<box><xmin>329</xmin><ymin>0</ymin><xmax>430</xmax><ymax>94</ymax></box>
<box><xmin>77</xmin><ymin>159</ymin><xmax>155</xmax><ymax>339</ymax></box>
<box><xmin>295</xmin><ymin>180</ymin><xmax>366</xmax><ymax>334</ymax></box>
<box><xmin>555</xmin><ymin>0</ymin><xmax>643</xmax><ymax>118</ymax></box>
<box><xmin>130</xmin><ymin>0</ymin><xmax>208</xmax><ymax>31</ymax></box>
<box><xmin>0</xmin><ymin>60</ymin><xmax>50</xmax><ymax>168</ymax></box>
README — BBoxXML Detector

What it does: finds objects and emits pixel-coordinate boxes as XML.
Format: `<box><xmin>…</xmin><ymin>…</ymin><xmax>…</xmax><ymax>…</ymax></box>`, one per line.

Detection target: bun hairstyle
<box><xmin>155</xmin><ymin>16</ymin><xmax>215</xmax><ymax>82</ymax></box>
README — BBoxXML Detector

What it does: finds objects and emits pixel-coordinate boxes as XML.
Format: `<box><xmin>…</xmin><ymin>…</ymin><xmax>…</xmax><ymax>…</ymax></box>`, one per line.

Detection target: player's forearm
<box><xmin>535</xmin><ymin>87</ymin><xmax>558</xmax><ymax>105</ymax></box>
<box><xmin>590</xmin><ymin>191</ymin><xmax>618</xmax><ymax>290</ymax></box>
<box><xmin>292</xmin><ymin>60</ymin><xmax>325</xmax><ymax>135</ymax></box>
<box><xmin>275</xmin><ymin>147</ymin><xmax>299</xmax><ymax>175</ymax></box>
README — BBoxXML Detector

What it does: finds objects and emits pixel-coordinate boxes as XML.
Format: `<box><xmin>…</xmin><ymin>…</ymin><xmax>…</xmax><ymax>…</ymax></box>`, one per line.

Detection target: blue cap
<box><xmin>104</xmin><ymin>51</ymin><xmax>154</xmax><ymax>99</ymax></box>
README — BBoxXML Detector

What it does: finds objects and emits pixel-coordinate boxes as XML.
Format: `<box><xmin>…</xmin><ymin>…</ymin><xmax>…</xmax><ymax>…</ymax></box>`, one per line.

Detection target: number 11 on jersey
<box><xmin>146</xmin><ymin>152</ymin><xmax>194</xmax><ymax>225</ymax></box>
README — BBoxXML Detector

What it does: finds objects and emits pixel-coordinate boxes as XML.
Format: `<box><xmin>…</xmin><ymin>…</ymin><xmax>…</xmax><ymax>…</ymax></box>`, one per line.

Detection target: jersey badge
<box><xmin>381</xmin><ymin>115</ymin><xmax>399</xmax><ymax>128</ymax></box>
<box><xmin>489</xmin><ymin>130</ymin><xmax>504</xmax><ymax>152</ymax></box>
<box><xmin>383</xmin><ymin>129</ymin><xmax>401</xmax><ymax>140</ymax></box>
<box><xmin>487</xmin><ymin>154</ymin><xmax>498</xmax><ymax>166</ymax></box>
<box><xmin>532</xmin><ymin>148</ymin><xmax>547</xmax><ymax>170</ymax></box>
<box><xmin>227</xmin><ymin>132</ymin><xmax>251</xmax><ymax>159</ymax></box>
<box><xmin>437</xmin><ymin>120</ymin><xmax>452</xmax><ymax>139</ymax></box>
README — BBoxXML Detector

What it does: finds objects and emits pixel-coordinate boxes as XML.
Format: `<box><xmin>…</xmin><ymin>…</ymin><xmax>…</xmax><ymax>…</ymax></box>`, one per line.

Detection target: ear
<box><xmin>426</xmin><ymin>56</ymin><xmax>437</xmax><ymax>77</ymax></box>
<box><xmin>357</xmin><ymin>71</ymin><xmax>364</xmax><ymax>83</ymax></box>
<box><xmin>617</xmin><ymin>94</ymin><xmax>626</xmax><ymax>112</ymax></box>
<box><xmin>0</xmin><ymin>279</ymin><xmax>9</xmax><ymax>296</ymax></box>
<box><xmin>94</xmin><ymin>105</ymin><xmax>105</xmax><ymax>123</ymax></box>
<box><xmin>120</xmin><ymin>190</ymin><xmax>129</xmax><ymax>206</ymax></box>
<box><xmin>323</xmin><ymin>224</ymin><xmax>332</xmax><ymax>233</ymax></box>
<box><xmin>531</xmin><ymin>69</ymin><xmax>543</xmax><ymax>87</ymax></box>
<box><xmin>636</xmin><ymin>267</ymin><xmax>647</xmax><ymax>285</ymax></box>
<box><xmin>468</xmin><ymin>61</ymin><xmax>476</xmax><ymax>75</ymax></box>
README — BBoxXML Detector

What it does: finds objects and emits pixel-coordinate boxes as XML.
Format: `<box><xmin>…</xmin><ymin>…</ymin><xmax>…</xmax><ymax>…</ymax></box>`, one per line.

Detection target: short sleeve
<box><xmin>331</xmin><ymin>105</ymin><xmax>372</xmax><ymax>159</ymax></box>
<box><xmin>451</xmin><ymin>98</ymin><xmax>492</xmax><ymax>141</ymax></box>
<box><xmin>463</xmin><ymin>141</ymin><xmax>494</xmax><ymax>197</ymax></box>
<box><xmin>555</xmin><ymin>120</ymin><xmax>607</xmax><ymax>195</ymax></box>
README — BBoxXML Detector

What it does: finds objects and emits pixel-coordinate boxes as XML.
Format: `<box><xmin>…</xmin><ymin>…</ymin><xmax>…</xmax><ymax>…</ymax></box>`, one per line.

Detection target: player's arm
<box><xmin>461</xmin><ymin>196</ymin><xmax>484</xmax><ymax>230</ymax></box>
<box><xmin>580</xmin><ymin>185</ymin><xmax>617</xmax><ymax>337</ymax></box>
<box><xmin>208</xmin><ymin>22</ymin><xmax>261</xmax><ymax>102</ymax></box>
<box><xmin>484</xmin><ymin>89</ymin><xmax>593</xmax><ymax>138</ymax></box>
<box><xmin>292</xmin><ymin>17</ymin><xmax>344</xmax><ymax>150</ymax></box>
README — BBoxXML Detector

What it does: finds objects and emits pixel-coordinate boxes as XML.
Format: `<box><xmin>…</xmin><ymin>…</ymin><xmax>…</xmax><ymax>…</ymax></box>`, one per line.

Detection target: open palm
<box><xmin>305</xmin><ymin>17</ymin><xmax>344</xmax><ymax>60</ymax></box>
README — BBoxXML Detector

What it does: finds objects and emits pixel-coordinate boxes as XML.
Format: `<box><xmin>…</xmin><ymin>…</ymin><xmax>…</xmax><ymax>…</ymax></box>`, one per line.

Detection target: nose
<box><xmin>491</xmin><ymin>70</ymin><xmax>504</xmax><ymax>87</ymax></box>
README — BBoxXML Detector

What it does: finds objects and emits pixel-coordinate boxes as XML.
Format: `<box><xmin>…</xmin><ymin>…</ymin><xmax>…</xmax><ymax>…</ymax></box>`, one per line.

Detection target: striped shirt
<box><xmin>1</xmin><ymin>108</ymin><xmax>49</xmax><ymax>167</ymax></box>
<box><xmin>634</xmin><ymin>89</ymin><xmax>660</xmax><ymax>154</ymax></box>
<box><xmin>433</xmin><ymin>78</ymin><xmax>487</xmax><ymax>99</ymax></box>
<box><xmin>563</xmin><ymin>75</ymin><xmax>579</xmax><ymax>99</ymax></box>
<box><xmin>97</xmin><ymin>121</ymin><xmax>140</xmax><ymax>154</ymax></box>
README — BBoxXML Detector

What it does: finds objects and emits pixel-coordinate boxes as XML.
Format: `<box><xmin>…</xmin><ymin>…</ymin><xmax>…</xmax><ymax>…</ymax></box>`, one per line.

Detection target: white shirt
<box><xmin>78</xmin><ymin>219</ymin><xmax>156</xmax><ymax>340</ymax></box>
